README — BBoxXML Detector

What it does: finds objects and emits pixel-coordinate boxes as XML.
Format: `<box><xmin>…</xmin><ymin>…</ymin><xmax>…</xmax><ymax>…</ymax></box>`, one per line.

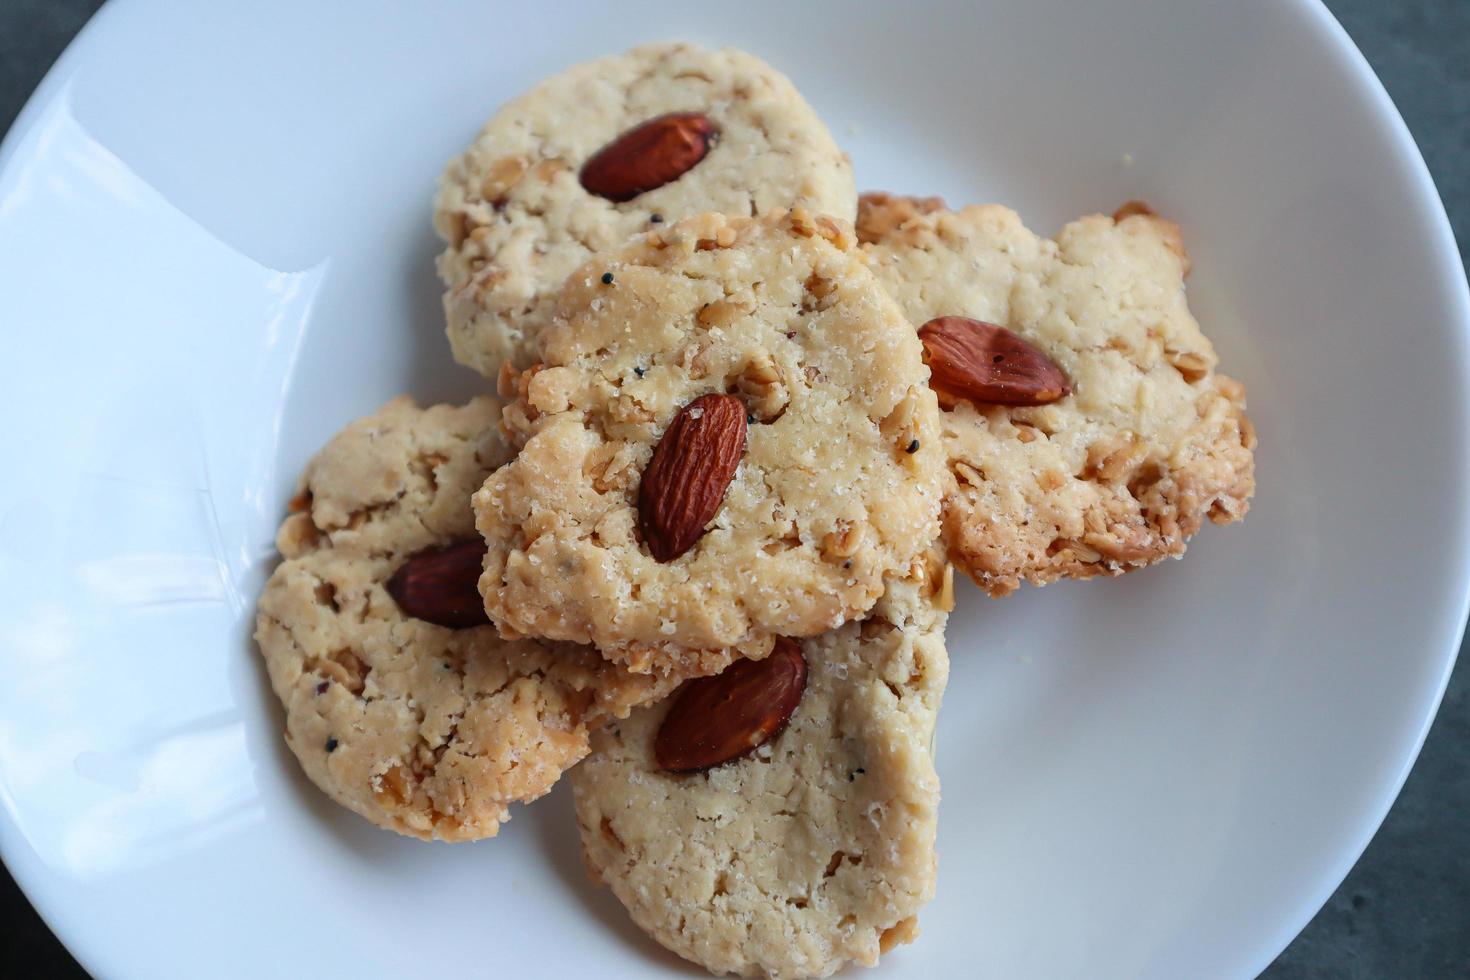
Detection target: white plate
<box><xmin>1</xmin><ymin>1</ymin><xmax>1466</xmax><ymax>977</ymax></box>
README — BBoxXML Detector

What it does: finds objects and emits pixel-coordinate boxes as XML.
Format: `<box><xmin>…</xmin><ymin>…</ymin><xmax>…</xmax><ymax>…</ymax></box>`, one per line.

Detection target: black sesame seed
<box><xmin>746</xmin><ymin>413</ymin><xmax>756</xmax><ymax>425</ymax></box>
<box><xmin>650</xmin><ymin>213</ymin><xmax>664</xmax><ymax>223</ymax></box>
<box><xmin>634</xmin><ymin>366</ymin><xmax>646</xmax><ymax>377</ymax></box>
<box><xmin>325</xmin><ymin>737</ymin><xmax>339</xmax><ymax>753</ymax></box>
<box><xmin>601</xmin><ymin>272</ymin><xmax>615</xmax><ymax>285</ymax></box>
<box><xmin>905</xmin><ymin>439</ymin><xmax>920</xmax><ymax>454</ymax></box>
<box><xmin>315</xmin><ymin>680</ymin><xmax>329</xmax><ymax>695</ymax></box>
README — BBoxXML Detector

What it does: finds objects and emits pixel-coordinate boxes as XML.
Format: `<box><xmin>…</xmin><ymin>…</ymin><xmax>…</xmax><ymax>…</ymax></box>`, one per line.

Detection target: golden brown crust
<box><xmin>853</xmin><ymin>191</ymin><xmax>946</xmax><ymax>242</ymax></box>
<box><xmin>255</xmin><ymin>397</ymin><xmax>672</xmax><ymax>841</ymax></box>
<box><xmin>434</xmin><ymin>43</ymin><xmax>857</xmax><ymax>376</ymax></box>
<box><xmin>473</xmin><ymin>209</ymin><xmax>946</xmax><ymax>679</ymax></box>
<box><xmin>859</xmin><ymin>194</ymin><xmax>1254</xmax><ymax>595</ymax></box>
<box><xmin>1111</xmin><ymin>200</ymin><xmax>1191</xmax><ymax>277</ymax></box>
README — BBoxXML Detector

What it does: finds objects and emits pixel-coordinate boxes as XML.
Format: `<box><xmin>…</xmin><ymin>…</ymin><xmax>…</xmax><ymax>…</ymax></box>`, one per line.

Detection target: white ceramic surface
<box><xmin>1</xmin><ymin>1</ymin><xmax>1466</xmax><ymax>977</ymax></box>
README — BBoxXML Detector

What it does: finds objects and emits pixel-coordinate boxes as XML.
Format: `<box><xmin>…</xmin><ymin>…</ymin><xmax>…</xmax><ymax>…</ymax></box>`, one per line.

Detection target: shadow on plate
<box><xmin>399</xmin><ymin>226</ymin><xmax>486</xmax><ymax>408</ymax></box>
<box><xmin>531</xmin><ymin>779</ymin><xmax>704</xmax><ymax>975</ymax></box>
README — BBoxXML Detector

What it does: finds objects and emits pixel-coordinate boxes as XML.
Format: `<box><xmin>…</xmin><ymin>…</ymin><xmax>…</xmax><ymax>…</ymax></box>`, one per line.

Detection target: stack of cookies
<box><xmin>255</xmin><ymin>43</ymin><xmax>1255</xmax><ymax>979</ymax></box>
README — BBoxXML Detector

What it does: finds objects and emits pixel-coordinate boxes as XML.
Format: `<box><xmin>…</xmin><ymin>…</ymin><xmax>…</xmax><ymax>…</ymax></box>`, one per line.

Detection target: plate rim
<box><xmin>0</xmin><ymin>0</ymin><xmax>1466</xmax><ymax>977</ymax></box>
<box><xmin>0</xmin><ymin>11</ymin><xmax>138</xmax><ymax>979</ymax></box>
<box><xmin>1235</xmin><ymin>2</ymin><xmax>1470</xmax><ymax>970</ymax></box>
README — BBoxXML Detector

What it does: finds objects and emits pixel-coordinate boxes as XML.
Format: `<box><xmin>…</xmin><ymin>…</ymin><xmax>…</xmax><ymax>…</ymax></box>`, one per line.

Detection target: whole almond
<box><xmin>385</xmin><ymin>539</ymin><xmax>490</xmax><ymax>629</ymax></box>
<box><xmin>655</xmin><ymin>637</ymin><xmax>807</xmax><ymax>773</ymax></box>
<box><xmin>919</xmin><ymin>316</ymin><xmax>1070</xmax><ymax>407</ymax></box>
<box><xmin>638</xmin><ymin>393</ymin><xmax>747</xmax><ymax>562</ymax></box>
<box><xmin>580</xmin><ymin>112</ymin><xmax>718</xmax><ymax>203</ymax></box>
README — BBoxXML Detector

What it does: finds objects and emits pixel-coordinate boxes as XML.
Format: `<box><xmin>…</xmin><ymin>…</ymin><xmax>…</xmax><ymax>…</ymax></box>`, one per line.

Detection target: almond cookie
<box><xmin>473</xmin><ymin>209</ymin><xmax>946</xmax><ymax>679</ymax></box>
<box><xmin>570</xmin><ymin>554</ymin><xmax>951</xmax><ymax>979</ymax></box>
<box><xmin>858</xmin><ymin>194</ymin><xmax>1256</xmax><ymax>595</ymax></box>
<box><xmin>254</xmin><ymin>396</ymin><xmax>672</xmax><ymax>841</ymax></box>
<box><xmin>434</xmin><ymin>43</ymin><xmax>857</xmax><ymax>377</ymax></box>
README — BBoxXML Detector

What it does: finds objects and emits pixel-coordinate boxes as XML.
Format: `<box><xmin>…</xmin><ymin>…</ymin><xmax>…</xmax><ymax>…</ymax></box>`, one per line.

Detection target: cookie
<box><xmin>570</xmin><ymin>554</ymin><xmax>951</xmax><ymax>979</ymax></box>
<box><xmin>473</xmin><ymin>209</ymin><xmax>946</xmax><ymax>679</ymax></box>
<box><xmin>434</xmin><ymin>42</ymin><xmax>857</xmax><ymax>377</ymax></box>
<box><xmin>254</xmin><ymin>397</ymin><xmax>672</xmax><ymax>841</ymax></box>
<box><xmin>858</xmin><ymin>194</ymin><xmax>1255</xmax><ymax>595</ymax></box>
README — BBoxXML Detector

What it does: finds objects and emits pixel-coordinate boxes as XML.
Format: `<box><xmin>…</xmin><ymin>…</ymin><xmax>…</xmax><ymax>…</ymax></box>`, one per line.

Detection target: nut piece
<box><xmin>637</xmin><ymin>393</ymin><xmax>747</xmax><ymax>562</ymax></box>
<box><xmin>654</xmin><ymin>638</ymin><xmax>807</xmax><ymax>773</ymax></box>
<box><xmin>384</xmin><ymin>539</ymin><xmax>491</xmax><ymax>629</ymax></box>
<box><xmin>918</xmin><ymin>316</ymin><xmax>1070</xmax><ymax>408</ymax></box>
<box><xmin>579</xmin><ymin>112</ymin><xmax>718</xmax><ymax>203</ymax></box>
<box><xmin>1111</xmin><ymin>199</ymin><xmax>1156</xmax><ymax>222</ymax></box>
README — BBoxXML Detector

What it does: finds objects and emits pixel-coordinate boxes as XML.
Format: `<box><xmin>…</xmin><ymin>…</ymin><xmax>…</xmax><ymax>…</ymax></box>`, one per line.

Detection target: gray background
<box><xmin>0</xmin><ymin>1</ymin><xmax>1465</xmax><ymax>976</ymax></box>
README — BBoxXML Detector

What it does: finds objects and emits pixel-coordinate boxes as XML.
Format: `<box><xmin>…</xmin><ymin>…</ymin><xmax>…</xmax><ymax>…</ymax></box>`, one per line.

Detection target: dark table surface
<box><xmin>2</xmin><ymin>1</ymin><xmax>1467</xmax><ymax>977</ymax></box>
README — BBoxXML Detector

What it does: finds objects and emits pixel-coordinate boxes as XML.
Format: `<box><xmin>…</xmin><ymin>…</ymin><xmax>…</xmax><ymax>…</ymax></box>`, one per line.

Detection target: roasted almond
<box><xmin>655</xmin><ymin>637</ymin><xmax>807</xmax><ymax>773</ymax></box>
<box><xmin>385</xmin><ymin>539</ymin><xmax>490</xmax><ymax>629</ymax></box>
<box><xmin>919</xmin><ymin>316</ymin><xmax>1070</xmax><ymax>407</ymax></box>
<box><xmin>580</xmin><ymin>112</ymin><xmax>718</xmax><ymax>203</ymax></box>
<box><xmin>638</xmin><ymin>393</ymin><xmax>747</xmax><ymax>562</ymax></box>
